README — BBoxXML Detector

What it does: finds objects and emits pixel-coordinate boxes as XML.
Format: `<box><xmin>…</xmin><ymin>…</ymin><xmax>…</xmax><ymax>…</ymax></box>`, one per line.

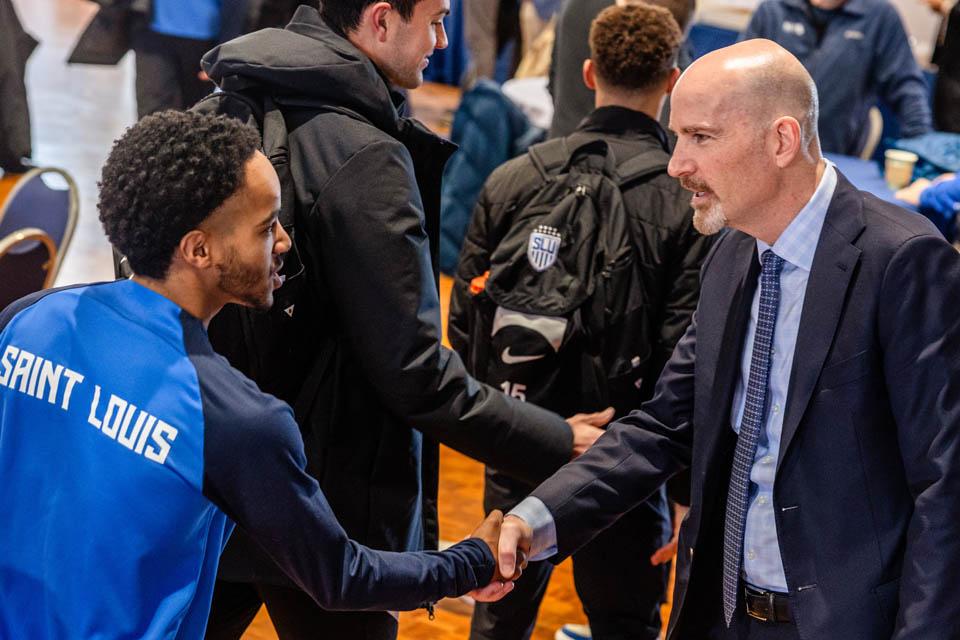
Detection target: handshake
<box><xmin>465</xmin><ymin>509</ymin><xmax>535</xmax><ymax>602</ymax></box>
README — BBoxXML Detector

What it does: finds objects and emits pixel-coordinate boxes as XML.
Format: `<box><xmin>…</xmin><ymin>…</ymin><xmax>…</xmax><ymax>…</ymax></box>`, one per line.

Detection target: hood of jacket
<box><xmin>201</xmin><ymin>5</ymin><xmax>399</xmax><ymax>135</ymax></box>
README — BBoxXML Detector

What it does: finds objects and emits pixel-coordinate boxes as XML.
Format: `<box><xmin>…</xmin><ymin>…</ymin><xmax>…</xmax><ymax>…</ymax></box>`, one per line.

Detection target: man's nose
<box><xmin>435</xmin><ymin>23</ymin><xmax>448</xmax><ymax>50</ymax></box>
<box><xmin>667</xmin><ymin>148</ymin><xmax>692</xmax><ymax>178</ymax></box>
<box><xmin>276</xmin><ymin>220</ymin><xmax>291</xmax><ymax>254</ymax></box>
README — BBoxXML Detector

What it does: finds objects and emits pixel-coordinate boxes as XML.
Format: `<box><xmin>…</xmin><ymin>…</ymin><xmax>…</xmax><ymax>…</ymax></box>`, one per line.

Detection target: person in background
<box><xmin>0</xmin><ymin>0</ymin><xmax>37</xmax><ymax>174</ymax></box>
<box><xmin>451</xmin><ymin>6</ymin><xmax>712</xmax><ymax>640</ymax></box>
<box><xmin>548</xmin><ymin>0</ymin><xmax>696</xmax><ymax>139</ymax></box>
<box><xmin>742</xmin><ymin>0</ymin><xmax>932</xmax><ymax>156</ymax></box>
<box><xmin>925</xmin><ymin>0</ymin><xmax>960</xmax><ymax>132</ymax></box>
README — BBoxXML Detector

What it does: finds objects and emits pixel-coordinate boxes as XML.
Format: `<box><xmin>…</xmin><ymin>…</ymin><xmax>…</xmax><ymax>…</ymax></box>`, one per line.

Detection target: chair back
<box><xmin>0</xmin><ymin>228</ymin><xmax>57</xmax><ymax>312</ymax></box>
<box><xmin>0</xmin><ymin>168</ymin><xmax>79</xmax><ymax>282</ymax></box>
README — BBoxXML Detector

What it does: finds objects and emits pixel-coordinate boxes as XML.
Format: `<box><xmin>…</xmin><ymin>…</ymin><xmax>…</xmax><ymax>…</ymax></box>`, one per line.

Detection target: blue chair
<box><xmin>0</xmin><ymin>227</ymin><xmax>57</xmax><ymax>311</ymax></box>
<box><xmin>0</xmin><ymin>167</ymin><xmax>79</xmax><ymax>285</ymax></box>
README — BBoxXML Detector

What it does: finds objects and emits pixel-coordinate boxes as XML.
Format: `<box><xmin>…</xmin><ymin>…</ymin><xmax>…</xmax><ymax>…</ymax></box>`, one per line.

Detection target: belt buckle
<box><xmin>745</xmin><ymin>588</ymin><xmax>777</xmax><ymax>623</ymax></box>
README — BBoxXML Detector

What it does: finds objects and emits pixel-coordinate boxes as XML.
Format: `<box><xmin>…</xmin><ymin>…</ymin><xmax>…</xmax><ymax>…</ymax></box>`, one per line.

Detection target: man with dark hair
<box><xmin>548</xmin><ymin>0</ymin><xmax>696</xmax><ymax>139</ymax></box>
<box><xmin>0</xmin><ymin>110</ymin><xmax>515</xmax><ymax>638</ymax></box>
<box><xmin>450</xmin><ymin>5</ymin><xmax>713</xmax><ymax>640</ymax></box>
<box><xmin>200</xmin><ymin>3</ymin><xmax>610</xmax><ymax>639</ymax></box>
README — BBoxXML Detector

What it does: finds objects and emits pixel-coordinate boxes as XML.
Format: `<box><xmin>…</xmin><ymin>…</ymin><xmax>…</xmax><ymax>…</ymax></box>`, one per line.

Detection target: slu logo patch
<box><xmin>527</xmin><ymin>225</ymin><xmax>562</xmax><ymax>272</ymax></box>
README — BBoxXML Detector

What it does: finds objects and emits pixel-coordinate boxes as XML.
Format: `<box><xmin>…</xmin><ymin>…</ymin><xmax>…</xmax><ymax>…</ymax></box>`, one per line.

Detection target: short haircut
<box><xmin>321</xmin><ymin>0</ymin><xmax>421</xmax><ymax>35</ymax></box>
<box><xmin>98</xmin><ymin>110</ymin><xmax>262</xmax><ymax>280</ymax></box>
<box><xmin>590</xmin><ymin>4</ymin><xmax>682</xmax><ymax>93</ymax></box>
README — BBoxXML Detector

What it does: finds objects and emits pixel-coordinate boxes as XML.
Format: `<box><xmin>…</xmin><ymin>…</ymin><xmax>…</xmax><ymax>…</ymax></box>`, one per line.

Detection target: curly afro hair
<box><xmin>590</xmin><ymin>3</ymin><xmax>682</xmax><ymax>93</ymax></box>
<box><xmin>98</xmin><ymin>110</ymin><xmax>262</xmax><ymax>279</ymax></box>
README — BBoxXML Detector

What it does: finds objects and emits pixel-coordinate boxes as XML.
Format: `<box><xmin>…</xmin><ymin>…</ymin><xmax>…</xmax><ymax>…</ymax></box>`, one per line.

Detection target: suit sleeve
<box><xmin>202</xmin><ymin>389</ymin><xmax>495</xmax><ymax>611</ymax></box>
<box><xmin>878</xmin><ymin>234</ymin><xmax>960</xmax><ymax>639</ymax></box>
<box><xmin>874</xmin><ymin>5</ymin><xmax>932</xmax><ymax>138</ymax></box>
<box><xmin>531</xmin><ymin>305</ymin><xmax>698</xmax><ymax>560</ymax></box>
<box><xmin>308</xmin><ymin>140</ymin><xmax>573</xmax><ymax>483</ymax></box>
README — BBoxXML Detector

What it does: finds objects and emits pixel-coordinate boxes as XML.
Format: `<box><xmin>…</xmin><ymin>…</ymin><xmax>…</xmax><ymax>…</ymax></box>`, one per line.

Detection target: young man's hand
<box><xmin>566</xmin><ymin>407</ymin><xmax>615</xmax><ymax>458</ymax></box>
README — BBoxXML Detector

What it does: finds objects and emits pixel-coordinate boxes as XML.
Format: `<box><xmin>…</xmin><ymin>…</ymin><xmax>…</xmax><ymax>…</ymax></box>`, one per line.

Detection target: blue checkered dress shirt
<box><xmin>730</xmin><ymin>162</ymin><xmax>837</xmax><ymax>592</ymax></box>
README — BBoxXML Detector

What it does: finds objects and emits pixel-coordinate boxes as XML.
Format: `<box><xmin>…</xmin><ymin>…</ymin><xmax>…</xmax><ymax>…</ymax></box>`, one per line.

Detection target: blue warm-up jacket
<box><xmin>0</xmin><ymin>280</ymin><xmax>493</xmax><ymax>639</ymax></box>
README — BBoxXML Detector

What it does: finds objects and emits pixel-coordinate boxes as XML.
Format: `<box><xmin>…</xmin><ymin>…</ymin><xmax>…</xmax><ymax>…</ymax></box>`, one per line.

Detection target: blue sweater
<box><xmin>0</xmin><ymin>280</ymin><xmax>493</xmax><ymax>639</ymax></box>
<box><xmin>743</xmin><ymin>0</ymin><xmax>931</xmax><ymax>155</ymax></box>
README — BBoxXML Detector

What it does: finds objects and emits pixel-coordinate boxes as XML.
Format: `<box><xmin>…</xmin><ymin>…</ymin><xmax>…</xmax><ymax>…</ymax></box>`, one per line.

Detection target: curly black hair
<box><xmin>98</xmin><ymin>110</ymin><xmax>262</xmax><ymax>279</ymax></box>
<box><xmin>590</xmin><ymin>4</ymin><xmax>681</xmax><ymax>93</ymax></box>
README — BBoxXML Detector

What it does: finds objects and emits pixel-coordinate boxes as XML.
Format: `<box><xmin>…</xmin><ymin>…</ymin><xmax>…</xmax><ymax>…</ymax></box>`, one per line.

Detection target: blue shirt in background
<box><xmin>152</xmin><ymin>0</ymin><xmax>222</xmax><ymax>41</ymax></box>
<box><xmin>743</xmin><ymin>0</ymin><xmax>932</xmax><ymax>156</ymax></box>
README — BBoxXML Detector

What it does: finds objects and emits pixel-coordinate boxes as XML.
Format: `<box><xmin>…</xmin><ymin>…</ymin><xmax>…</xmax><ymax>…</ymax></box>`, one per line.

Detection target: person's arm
<box><xmin>201</xmin><ymin>379</ymin><xmax>510</xmax><ymax>610</ymax></box>
<box><xmin>874</xmin><ymin>5</ymin><xmax>933</xmax><ymax>138</ymax></box>
<box><xmin>309</xmin><ymin>140</ymin><xmax>574</xmax><ymax>483</ymax></box>
<box><xmin>877</xmin><ymin>233</ymin><xmax>960</xmax><ymax>639</ymax></box>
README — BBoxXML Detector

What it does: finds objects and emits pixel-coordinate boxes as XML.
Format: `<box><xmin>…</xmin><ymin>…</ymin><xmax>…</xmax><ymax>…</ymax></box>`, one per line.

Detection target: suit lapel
<box><xmin>777</xmin><ymin>174</ymin><xmax>865</xmax><ymax>467</ymax></box>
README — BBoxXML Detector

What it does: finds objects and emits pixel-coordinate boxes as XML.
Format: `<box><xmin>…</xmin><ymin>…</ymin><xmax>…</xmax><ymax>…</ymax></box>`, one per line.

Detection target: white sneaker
<box><xmin>555</xmin><ymin>623</ymin><xmax>592</xmax><ymax>640</ymax></box>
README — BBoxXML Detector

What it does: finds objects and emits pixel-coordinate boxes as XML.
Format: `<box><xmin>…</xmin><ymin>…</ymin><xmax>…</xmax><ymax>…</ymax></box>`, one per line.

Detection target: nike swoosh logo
<box><xmin>501</xmin><ymin>348</ymin><xmax>546</xmax><ymax>365</ymax></box>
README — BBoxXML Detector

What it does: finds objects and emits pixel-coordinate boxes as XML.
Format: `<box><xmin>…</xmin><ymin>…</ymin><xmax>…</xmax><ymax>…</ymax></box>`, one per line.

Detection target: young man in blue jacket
<box><xmin>0</xmin><ymin>110</ymin><xmax>514</xmax><ymax>639</ymax></box>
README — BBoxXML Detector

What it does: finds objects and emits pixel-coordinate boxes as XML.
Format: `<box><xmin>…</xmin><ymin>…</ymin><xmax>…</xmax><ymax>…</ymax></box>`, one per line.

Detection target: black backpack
<box><xmin>189</xmin><ymin>89</ymin><xmax>312</xmax><ymax>401</ymax></box>
<box><xmin>465</xmin><ymin>137</ymin><xmax>668</xmax><ymax>416</ymax></box>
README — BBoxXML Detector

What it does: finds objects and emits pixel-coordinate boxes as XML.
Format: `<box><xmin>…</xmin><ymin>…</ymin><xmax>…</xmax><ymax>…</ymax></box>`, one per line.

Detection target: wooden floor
<box><xmin>12</xmin><ymin>2</ymin><xmax>668</xmax><ymax>637</ymax></box>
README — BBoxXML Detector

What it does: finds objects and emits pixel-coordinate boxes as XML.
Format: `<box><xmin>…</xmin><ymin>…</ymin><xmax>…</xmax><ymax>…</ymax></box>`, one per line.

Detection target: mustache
<box><xmin>681</xmin><ymin>178</ymin><xmax>710</xmax><ymax>192</ymax></box>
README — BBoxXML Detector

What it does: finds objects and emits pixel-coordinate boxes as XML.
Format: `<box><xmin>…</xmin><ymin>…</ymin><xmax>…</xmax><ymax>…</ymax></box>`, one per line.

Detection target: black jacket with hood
<box><xmin>202</xmin><ymin>7</ymin><xmax>573</xmax><ymax>583</ymax></box>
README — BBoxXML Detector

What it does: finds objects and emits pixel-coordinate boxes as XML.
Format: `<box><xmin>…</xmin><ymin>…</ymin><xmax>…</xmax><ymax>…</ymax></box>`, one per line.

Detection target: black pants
<box><xmin>205</xmin><ymin>581</ymin><xmax>399</xmax><ymax>640</ymax></box>
<box><xmin>131</xmin><ymin>25</ymin><xmax>213</xmax><ymax>119</ymax></box>
<box><xmin>470</xmin><ymin>475</ymin><xmax>670</xmax><ymax>640</ymax></box>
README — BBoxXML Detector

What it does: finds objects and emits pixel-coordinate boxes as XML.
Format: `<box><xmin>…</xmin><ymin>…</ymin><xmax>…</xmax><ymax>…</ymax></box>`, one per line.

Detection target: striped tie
<box><xmin>722</xmin><ymin>249</ymin><xmax>785</xmax><ymax>625</ymax></box>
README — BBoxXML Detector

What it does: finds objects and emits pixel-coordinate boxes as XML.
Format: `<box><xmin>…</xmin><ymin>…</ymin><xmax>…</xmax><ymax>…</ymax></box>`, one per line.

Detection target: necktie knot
<box><xmin>761</xmin><ymin>250</ymin><xmax>784</xmax><ymax>276</ymax></box>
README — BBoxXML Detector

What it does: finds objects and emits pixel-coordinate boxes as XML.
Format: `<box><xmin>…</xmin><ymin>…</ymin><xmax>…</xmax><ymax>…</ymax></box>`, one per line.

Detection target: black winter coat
<box><xmin>449</xmin><ymin>107</ymin><xmax>712</xmax><ymax>504</ymax></box>
<box><xmin>202</xmin><ymin>7</ymin><xmax>573</xmax><ymax>583</ymax></box>
<box><xmin>0</xmin><ymin>0</ymin><xmax>37</xmax><ymax>172</ymax></box>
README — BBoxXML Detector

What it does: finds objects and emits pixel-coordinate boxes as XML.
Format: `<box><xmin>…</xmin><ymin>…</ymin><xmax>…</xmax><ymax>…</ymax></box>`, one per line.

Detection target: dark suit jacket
<box><xmin>532</xmin><ymin>173</ymin><xmax>960</xmax><ymax>639</ymax></box>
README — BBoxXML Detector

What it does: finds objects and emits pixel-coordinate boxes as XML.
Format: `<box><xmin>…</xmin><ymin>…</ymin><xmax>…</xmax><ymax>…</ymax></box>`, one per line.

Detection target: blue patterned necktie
<box><xmin>722</xmin><ymin>249</ymin><xmax>785</xmax><ymax>625</ymax></box>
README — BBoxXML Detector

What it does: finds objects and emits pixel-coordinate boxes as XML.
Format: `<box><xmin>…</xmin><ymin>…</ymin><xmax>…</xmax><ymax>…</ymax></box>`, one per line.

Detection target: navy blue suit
<box><xmin>530</xmin><ymin>173</ymin><xmax>960</xmax><ymax>639</ymax></box>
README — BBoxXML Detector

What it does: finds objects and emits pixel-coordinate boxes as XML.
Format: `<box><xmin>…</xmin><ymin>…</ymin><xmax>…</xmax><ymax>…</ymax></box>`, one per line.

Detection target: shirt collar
<box><xmin>757</xmin><ymin>160</ymin><xmax>837</xmax><ymax>272</ymax></box>
<box><xmin>576</xmin><ymin>106</ymin><xmax>670</xmax><ymax>153</ymax></box>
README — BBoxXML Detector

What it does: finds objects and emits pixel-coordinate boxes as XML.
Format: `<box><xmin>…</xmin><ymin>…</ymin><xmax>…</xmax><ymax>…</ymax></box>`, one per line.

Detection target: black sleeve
<box><xmin>197</xmin><ymin>356</ymin><xmax>495</xmax><ymax>611</ymax></box>
<box><xmin>306</xmin><ymin>140</ymin><xmax>573</xmax><ymax>483</ymax></box>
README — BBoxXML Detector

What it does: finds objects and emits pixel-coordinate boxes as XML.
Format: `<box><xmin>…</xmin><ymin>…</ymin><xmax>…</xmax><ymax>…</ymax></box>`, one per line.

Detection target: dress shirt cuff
<box><xmin>507</xmin><ymin>496</ymin><xmax>558</xmax><ymax>561</ymax></box>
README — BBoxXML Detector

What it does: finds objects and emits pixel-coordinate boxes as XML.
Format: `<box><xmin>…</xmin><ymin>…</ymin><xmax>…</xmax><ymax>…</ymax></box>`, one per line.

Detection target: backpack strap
<box><xmin>614</xmin><ymin>149</ymin><xmax>669</xmax><ymax>186</ymax></box>
<box><xmin>528</xmin><ymin>137</ymin><xmax>571</xmax><ymax>181</ymax></box>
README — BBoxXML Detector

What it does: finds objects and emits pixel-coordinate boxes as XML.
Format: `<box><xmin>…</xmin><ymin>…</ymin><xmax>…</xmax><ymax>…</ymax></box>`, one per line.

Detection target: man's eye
<box><xmin>692</xmin><ymin>134</ymin><xmax>709</xmax><ymax>143</ymax></box>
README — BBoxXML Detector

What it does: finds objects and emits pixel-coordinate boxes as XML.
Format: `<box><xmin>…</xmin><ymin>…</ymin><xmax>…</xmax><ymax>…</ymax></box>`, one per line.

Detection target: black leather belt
<box><xmin>744</xmin><ymin>585</ymin><xmax>792</xmax><ymax>623</ymax></box>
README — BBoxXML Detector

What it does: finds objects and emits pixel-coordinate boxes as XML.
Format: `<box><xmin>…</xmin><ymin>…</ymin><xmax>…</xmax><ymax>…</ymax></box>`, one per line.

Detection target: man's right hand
<box><xmin>566</xmin><ymin>407</ymin><xmax>614</xmax><ymax>458</ymax></box>
<box><xmin>497</xmin><ymin>515</ymin><xmax>533</xmax><ymax>580</ymax></box>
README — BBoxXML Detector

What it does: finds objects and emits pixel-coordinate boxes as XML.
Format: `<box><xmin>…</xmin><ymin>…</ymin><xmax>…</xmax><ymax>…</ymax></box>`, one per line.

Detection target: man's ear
<box><xmin>665</xmin><ymin>67</ymin><xmax>681</xmax><ymax>95</ymax></box>
<box><xmin>364</xmin><ymin>1</ymin><xmax>395</xmax><ymax>43</ymax></box>
<box><xmin>582</xmin><ymin>58</ymin><xmax>597</xmax><ymax>91</ymax></box>
<box><xmin>178</xmin><ymin>229</ymin><xmax>213</xmax><ymax>270</ymax></box>
<box><xmin>771</xmin><ymin>116</ymin><xmax>803</xmax><ymax>168</ymax></box>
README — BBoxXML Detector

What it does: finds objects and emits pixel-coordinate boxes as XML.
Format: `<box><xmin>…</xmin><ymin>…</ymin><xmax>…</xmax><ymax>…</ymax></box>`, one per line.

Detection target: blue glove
<box><xmin>919</xmin><ymin>177</ymin><xmax>960</xmax><ymax>225</ymax></box>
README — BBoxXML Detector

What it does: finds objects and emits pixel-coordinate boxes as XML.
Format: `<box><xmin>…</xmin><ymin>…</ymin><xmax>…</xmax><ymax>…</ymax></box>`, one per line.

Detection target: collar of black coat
<box><xmin>575</xmin><ymin>106</ymin><xmax>670</xmax><ymax>153</ymax></box>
